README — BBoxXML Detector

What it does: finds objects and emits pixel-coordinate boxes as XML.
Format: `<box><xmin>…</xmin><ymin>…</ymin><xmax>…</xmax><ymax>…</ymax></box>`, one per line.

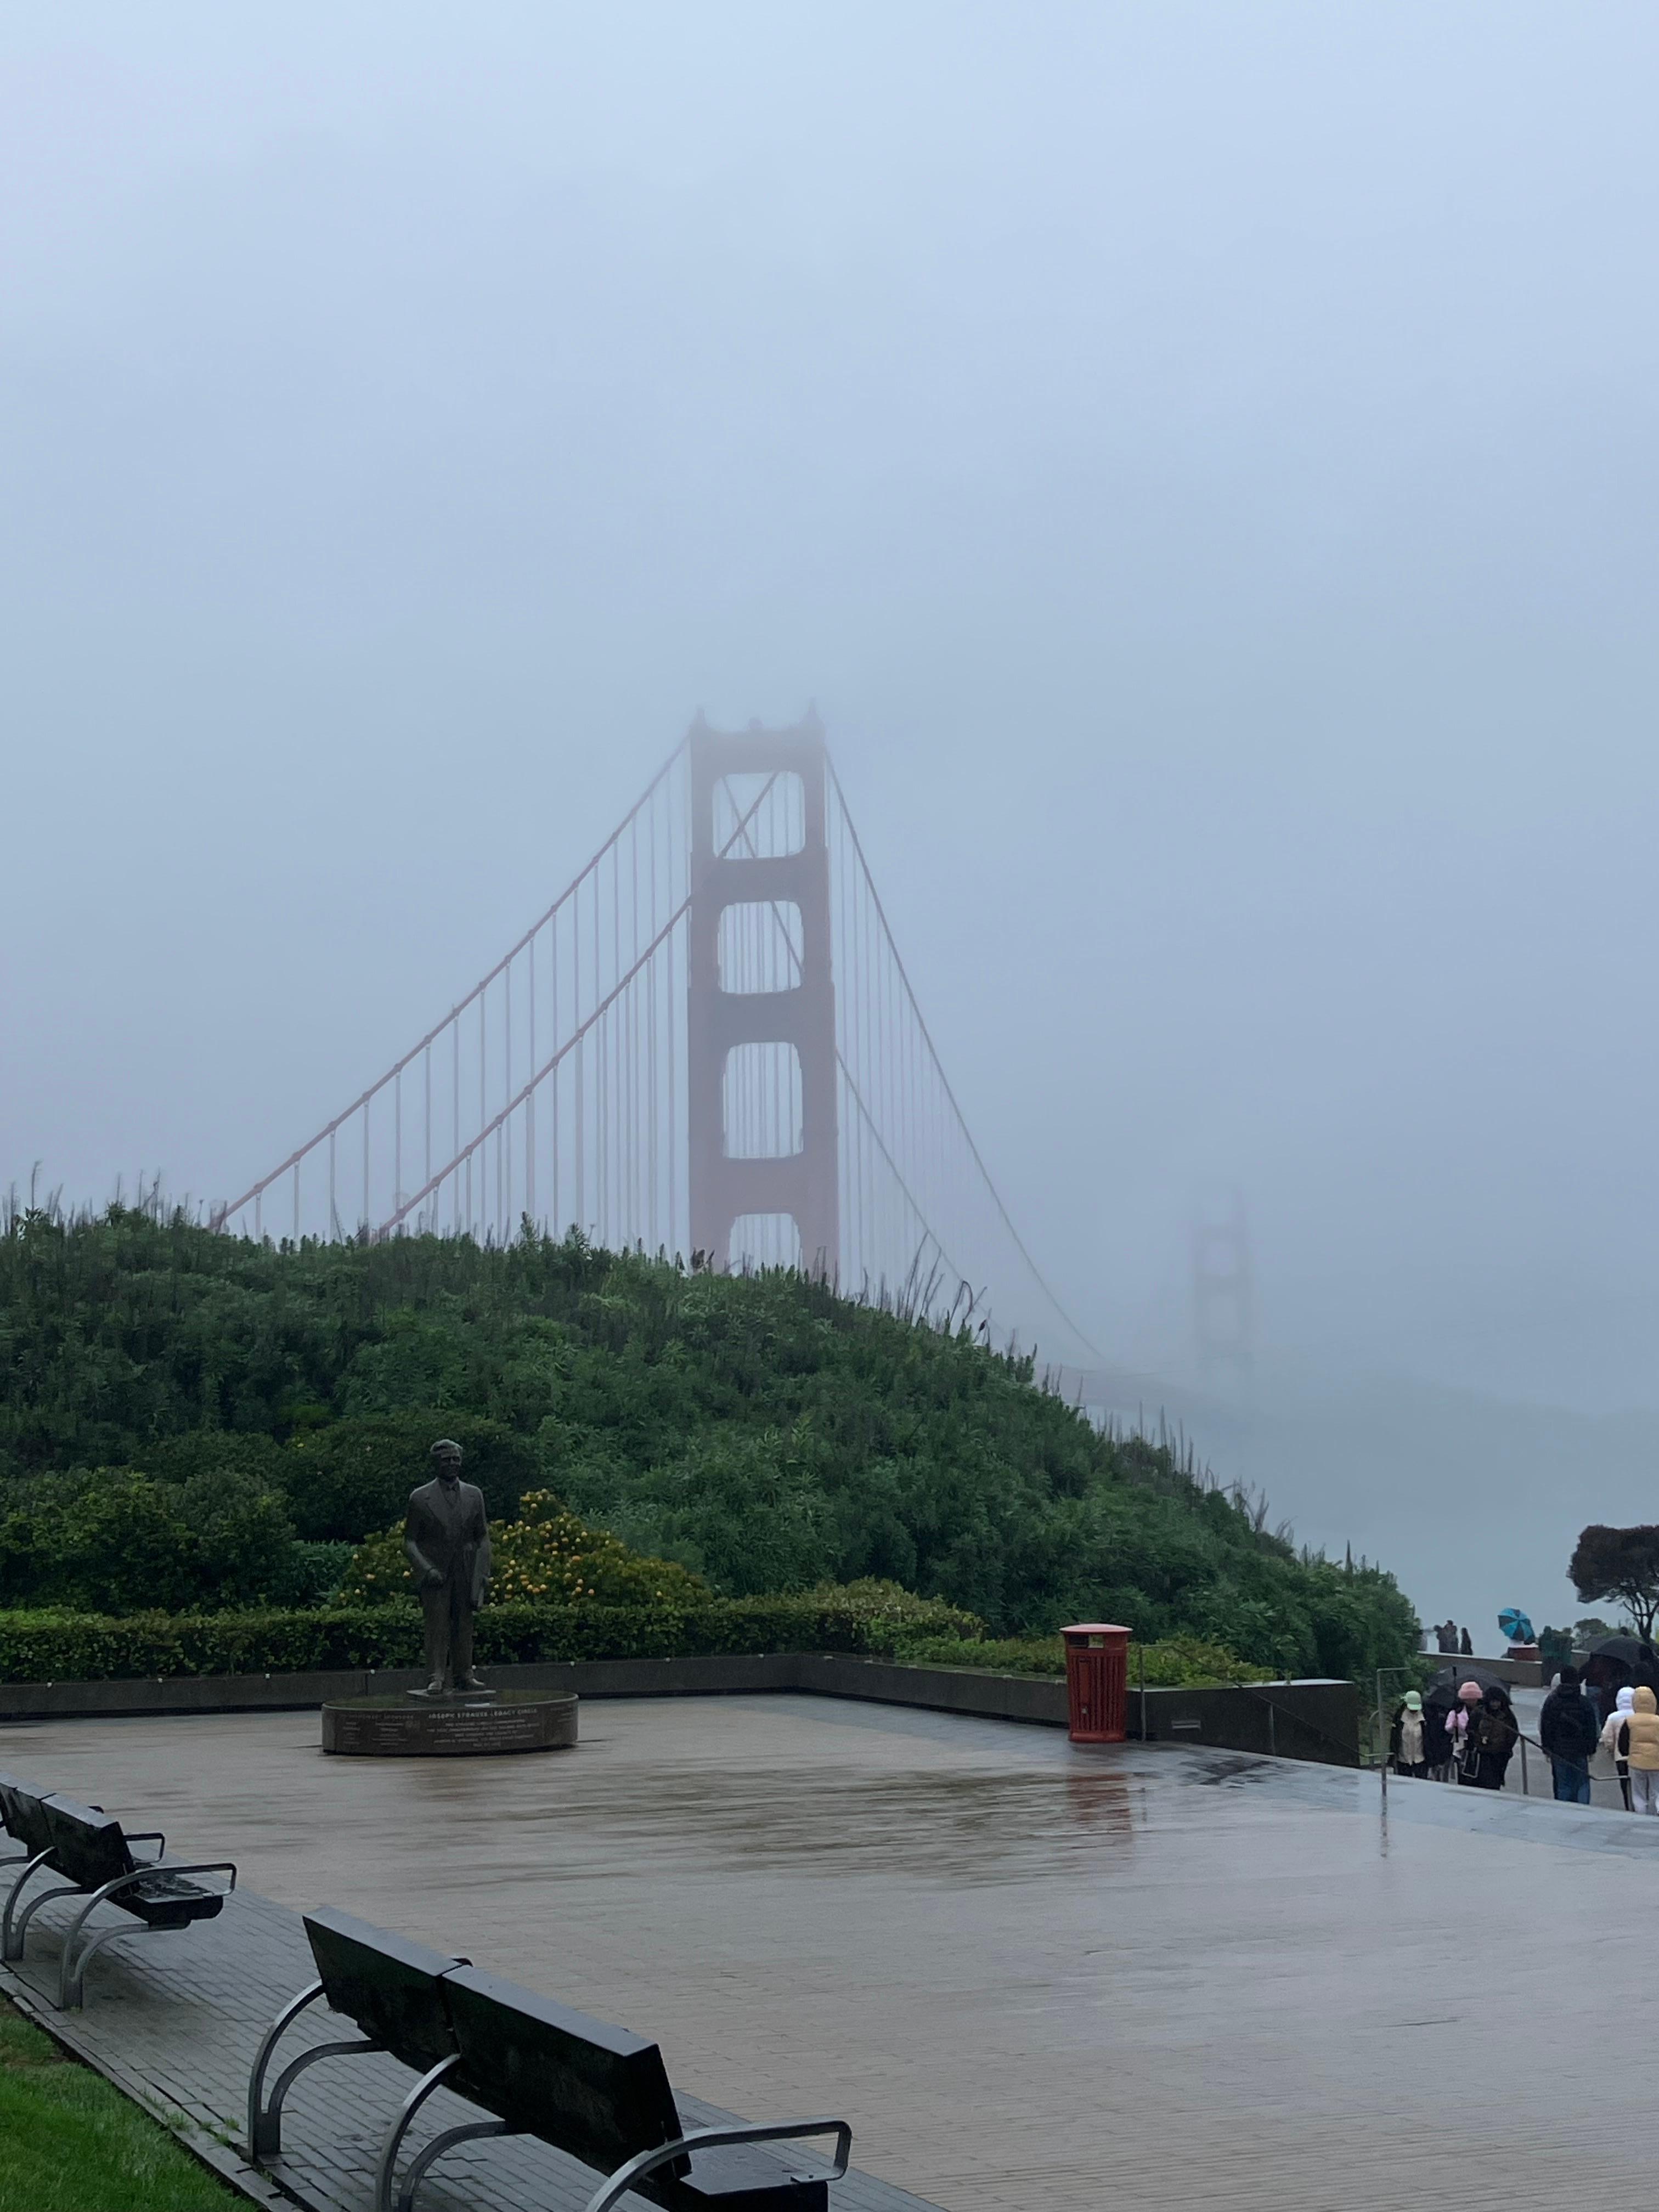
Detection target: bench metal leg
<box><xmin>4</xmin><ymin>1877</ymin><xmax>83</xmax><ymax>1963</ymax></box>
<box><xmin>392</xmin><ymin>2113</ymin><xmax>513</xmax><ymax>2212</ymax></box>
<box><xmin>248</xmin><ymin>1978</ymin><xmax>326</xmax><ymax>2160</ymax></box>
<box><xmin>582</xmin><ymin>2119</ymin><xmax>853</xmax><ymax>2212</ymax></box>
<box><xmin>57</xmin><ymin>1888</ymin><xmax>154</xmax><ymax>2008</ymax></box>
<box><xmin>255</xmin><ymin>2034</ymin><xmax>382</xmax><ymax>2161</ymax></box>
<box><xmin>1</xmin><ymin>1852</ymin><xmax>59</xmax><ymax>1957</ymax></box>
<box><xmin>56</xmin><ymin>1920</ymin><xmax>174</xmax><ymax>2010</ymax></box>
<box><xmin>246</xmin><ymin>1980</ymin><xmax>383</xmax><ymax>2163</ymax></box>
<box><xmin>374</xmin><ymin>2053</ymin><xmax>464</xmax><ymax>2212</ymax></box>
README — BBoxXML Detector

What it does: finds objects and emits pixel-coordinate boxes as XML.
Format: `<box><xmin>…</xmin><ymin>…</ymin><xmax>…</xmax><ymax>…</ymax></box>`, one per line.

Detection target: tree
<box><xmin>1569</xmin><ymin>1525</ymin><xmax>1659</xmax><ymax>1640</ymax></box>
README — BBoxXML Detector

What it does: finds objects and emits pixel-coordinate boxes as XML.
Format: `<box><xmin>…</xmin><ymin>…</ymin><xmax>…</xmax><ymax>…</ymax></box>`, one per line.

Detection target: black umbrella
<box><xmin>1585</xmin><ymin>1635</ymin><xmax>1657</xmax><ymax>1668</ymax></box>
<box><xmin>1581</xmin><ymin>1635</ymin><xmax>1659</xmax><ymax>1693</ymax></box>
<box><xmin>1425</xmin><ymin>1662</ymin><xmax>1511</xmax><ymax>1706</ymax></box>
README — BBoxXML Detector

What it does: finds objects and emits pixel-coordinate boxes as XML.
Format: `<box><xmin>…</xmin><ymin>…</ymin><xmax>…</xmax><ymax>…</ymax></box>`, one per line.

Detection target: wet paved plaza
<box><xmin>5</xmin><ymin>1692</ymin><xmax>1657</xmax><ymax>2211</ymax></box>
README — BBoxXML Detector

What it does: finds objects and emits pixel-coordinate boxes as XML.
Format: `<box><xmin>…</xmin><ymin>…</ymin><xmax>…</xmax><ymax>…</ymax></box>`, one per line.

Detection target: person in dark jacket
<box><xmin>1459</xmin><ymin>1625</ymin><xmax>1474</xmax><ymax>1657</ymax></box>
<box><xmin>1538</xmin><ymin>1663</ymin><xmax>1599</xmax><ymax>1803</ymax></box>
<box><xmin>1461</xmin><ymin>1684</ymin><xmax>1517</xmax><ymax>1788</ymax></box>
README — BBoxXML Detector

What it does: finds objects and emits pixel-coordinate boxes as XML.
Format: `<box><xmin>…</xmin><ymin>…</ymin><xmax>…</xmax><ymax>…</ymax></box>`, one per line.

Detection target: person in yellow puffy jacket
<box><xmin>1624</xmin><ymin>1685</ymin><xmax>1659</xmax><ymax>1815</ymax></box>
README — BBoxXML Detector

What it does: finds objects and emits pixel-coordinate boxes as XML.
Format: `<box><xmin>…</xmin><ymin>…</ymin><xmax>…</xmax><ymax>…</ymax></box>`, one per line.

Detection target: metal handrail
<box><xmin>583</xmin><ymin>2118</ymin><xmax>853</xmax><ymax>2212</ymax></box>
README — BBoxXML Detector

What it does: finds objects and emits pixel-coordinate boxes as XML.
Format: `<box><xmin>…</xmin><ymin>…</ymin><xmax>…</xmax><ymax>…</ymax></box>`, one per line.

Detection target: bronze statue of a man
<box><xmin>404</xmin><ymin>1438</ymin><xmax>492</xmax><ymax>1696</ymax></box>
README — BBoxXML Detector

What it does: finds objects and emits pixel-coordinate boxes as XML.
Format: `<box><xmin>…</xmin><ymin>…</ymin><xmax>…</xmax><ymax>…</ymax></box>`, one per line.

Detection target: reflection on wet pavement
<box><xmin>3</xmin><ymin>1692</ymin><xmax>1655</xmax><ymax>2212</ymax></box>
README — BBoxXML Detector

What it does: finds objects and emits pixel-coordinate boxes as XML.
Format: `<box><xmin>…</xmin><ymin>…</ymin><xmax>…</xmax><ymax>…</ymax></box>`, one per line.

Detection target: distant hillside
<box><xmin>0</xmin><ymin>1203</ymin><xmax>1417</xmax><ymax>1674</ymax></box>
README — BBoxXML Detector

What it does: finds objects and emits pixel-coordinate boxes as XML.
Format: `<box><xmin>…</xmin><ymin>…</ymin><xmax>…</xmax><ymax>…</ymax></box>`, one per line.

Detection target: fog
<box><xmin>4</xmin><ymin>4</ymin><xmax>1657</xmax><ymax>1642</ymax></box>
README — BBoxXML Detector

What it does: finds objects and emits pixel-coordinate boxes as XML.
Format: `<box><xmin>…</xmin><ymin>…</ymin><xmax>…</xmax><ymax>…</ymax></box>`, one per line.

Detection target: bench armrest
<box><xmin>583</xmin><ymin>2118</ymin><xmax>852</xmax><ymax>2212</ymax></box>
<box><xmin>155</xmin><ymin>1861</ymin><xmax>238</xmax><ymax>1891</ymax></box>
<box><xmin>124</xmin><ymin>1831</ymin><xmax>166</xmax><ymax>1859</ymax></box>
<box><xmin>73</xmin><ymin>1861</ymin><xmax>238</xmax><ymax>1915</ymax></box>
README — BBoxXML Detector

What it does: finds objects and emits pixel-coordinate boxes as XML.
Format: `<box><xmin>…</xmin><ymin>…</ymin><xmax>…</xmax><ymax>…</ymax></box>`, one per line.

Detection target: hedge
<box><xmin>0</xmin><ymin>1584</ymin><xmax>979</xmax><ymax>1683</ymax></box>
<box><xmin>891</xmin><ymin>1632</ymin><xmax>1259</xmax><ymax>1685</ymax></box>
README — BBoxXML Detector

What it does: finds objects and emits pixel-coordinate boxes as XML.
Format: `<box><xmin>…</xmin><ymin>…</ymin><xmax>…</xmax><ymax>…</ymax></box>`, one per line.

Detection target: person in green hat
<box><xmin>1389</xmin><ymin>1689</ymin><xmax>1430</xmax><ymax>1779</ymax></box>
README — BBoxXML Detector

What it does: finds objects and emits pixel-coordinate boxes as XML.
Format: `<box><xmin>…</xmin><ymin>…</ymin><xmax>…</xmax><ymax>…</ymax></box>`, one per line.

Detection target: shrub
<box><xmin>0</xmin><ymin>1582</ymin><xmax>980</xmax><ymax>1681</ymax></box>
<box><xmin>0</xmin><ymin>1206</ymin><xmax>1420</xmax><ymax>1670</ymax></box>
<box><xmin>280</xmin><ymin>1414</ymin><xmax>537</xmax><ymax>1541</ymax></box>
<box><xmin>0</xmin><ymin>1469</ymin><xmax>299</xmax><ymax>1614</ymax></box>
<box><xmin>278</xmin><ymin>1541</ymin><xmax>357</xmax><ymax>1608</ymax></box>
<box><xmin>338</xmin><ymin>1491</ymin><xmax>709</xmax><ymax>1609</ymax></box>
<box><xmin>888</xmin><ymin>1632</ymin><xmax>1258</xmax><ymax>1685</ymax></box>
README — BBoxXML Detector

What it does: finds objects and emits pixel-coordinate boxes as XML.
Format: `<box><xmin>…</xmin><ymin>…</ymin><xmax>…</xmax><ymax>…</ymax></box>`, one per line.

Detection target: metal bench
<box><xmin>247</xmin><ymin>1907</ymin><xmax>468</xmax><ymax>2169</ymax></box>
<box><xmin>0</xmin><ymin>1777</ymin><xmax>112</xmax><ymax>1966</ymax></box>
<box><xmin>2</xmin><ymin>1790</ymin><xmax>236</xmax><ymax>2008</ymax></box>
<box><xmin>0</xmin><ymin>1771</ymin><xmax>38</xmax><ymax>1874</ymax></box>
<box><xmin>252</xmin><ymin>1910</ymin><xmax>849</xmax><ymax>2212</ymax></box>
<box><xmin>0</xmin><ymin>1774</ymin><xmax>61</xmax><ymax>1915</ymax></box>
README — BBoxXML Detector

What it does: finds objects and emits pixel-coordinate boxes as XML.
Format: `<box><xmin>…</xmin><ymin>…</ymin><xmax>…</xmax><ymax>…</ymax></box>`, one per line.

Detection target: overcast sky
<box><xmin>5</xmin><ymin>2</ymin><xmax>1658</xmax><ymax>1533</ymax></box>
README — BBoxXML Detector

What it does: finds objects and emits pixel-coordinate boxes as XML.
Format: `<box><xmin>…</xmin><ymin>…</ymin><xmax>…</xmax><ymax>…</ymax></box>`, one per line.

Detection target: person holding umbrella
<box><xmin>1462</xmin><ymin>1683</ymin><xmax>1519</xmax><ymax>1789</ymax></box>
<box><xmin>1538</xmin><ymin>1663</ymin><xmax>1599</xmax><ymax>1803</ymax></box>
<box><xmin>1444</xmin><ymin>1679</ymin><xmax>1483</xmax><ymax>1778</ymax></box>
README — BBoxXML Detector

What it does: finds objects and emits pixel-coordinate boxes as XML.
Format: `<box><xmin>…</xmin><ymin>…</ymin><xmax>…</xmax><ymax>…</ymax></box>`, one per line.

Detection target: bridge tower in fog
<box><xmin>686</xmin><ymin>713</ymin><xmax>839</xmax><ymax>1276</ymax></box>
<box><xmin>213</xmin><ymin>709</ymin><xmax>1097</xmax><ymax>1372</ymax></box>
<box><xmin>1192</xmin><ymin>1191</ymin><xmax>1254</xmax><ymax>1390</ymax></box>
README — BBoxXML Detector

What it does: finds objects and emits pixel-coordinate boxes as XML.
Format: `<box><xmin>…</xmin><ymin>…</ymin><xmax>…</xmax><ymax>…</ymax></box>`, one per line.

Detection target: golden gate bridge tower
<box><xmin>213</xmin><ymin>713</ymin><xmax>1096</xmax><ymax>1373</ymax></box>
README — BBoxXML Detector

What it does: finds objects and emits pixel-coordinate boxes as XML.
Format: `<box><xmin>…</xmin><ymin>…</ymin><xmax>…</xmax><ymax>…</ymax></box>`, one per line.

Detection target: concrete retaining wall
<box><xmin>0</xmin><ymin>1652</ymin><xmax>1361</xmax><ymax>1764</ymax></box>
<box><xmin>1439</xmin><ymin>1652</ymin><xmax>1544</xmax><ymax>1688</ymax></box>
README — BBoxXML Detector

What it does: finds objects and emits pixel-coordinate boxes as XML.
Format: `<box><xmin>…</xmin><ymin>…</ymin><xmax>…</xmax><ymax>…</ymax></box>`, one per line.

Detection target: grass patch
<box><xmin>893</xmin><ymin>1632</ymin><xmax>1261</xmax><ymax>1685</ymax></box>
<box><xmin>0</xmin><ymin>1999</ymin><xmax>239</xmax><ymax>2211</ymax></box>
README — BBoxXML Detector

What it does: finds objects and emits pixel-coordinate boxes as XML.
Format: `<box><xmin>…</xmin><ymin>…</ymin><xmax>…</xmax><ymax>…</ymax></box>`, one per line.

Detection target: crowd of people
<box><xmin>1390</xmin><ymin>1664</ymin><xmax>1659</xmax><ymax>1809</ymax></box>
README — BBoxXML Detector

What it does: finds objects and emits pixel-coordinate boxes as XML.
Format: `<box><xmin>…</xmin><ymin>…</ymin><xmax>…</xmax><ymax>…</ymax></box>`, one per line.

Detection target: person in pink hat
<box><xmin>1444</xmin><ymin>1679</ymin><xmax>1482</xmax><ymax>1779</ymax></box>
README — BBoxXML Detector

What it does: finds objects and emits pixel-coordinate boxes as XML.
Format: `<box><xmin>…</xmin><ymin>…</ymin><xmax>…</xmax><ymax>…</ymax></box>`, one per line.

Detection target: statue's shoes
<box><xmin>455</xmin><ymin>1675</ymin><xmax>489</xmax><ymax>1692</ymax></box>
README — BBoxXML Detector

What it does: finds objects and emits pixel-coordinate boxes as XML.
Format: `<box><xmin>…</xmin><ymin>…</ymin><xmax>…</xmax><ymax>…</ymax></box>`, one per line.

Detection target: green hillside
<box><xmin>0</xmin><ymin>1203</ymin><xmax>1416</xmax><ymax>1677</ymax></box>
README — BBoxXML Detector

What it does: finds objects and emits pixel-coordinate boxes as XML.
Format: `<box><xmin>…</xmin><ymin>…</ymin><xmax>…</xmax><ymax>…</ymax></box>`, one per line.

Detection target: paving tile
<box><xmin>5</xmin><ymin>1692</ymin><xmax>1657</xmax><ymax>2211</ymax></box>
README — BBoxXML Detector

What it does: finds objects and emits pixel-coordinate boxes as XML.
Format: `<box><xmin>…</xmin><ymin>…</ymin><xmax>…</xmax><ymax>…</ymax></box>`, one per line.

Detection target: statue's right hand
<box><xmin>420</xmin><ymin>1568</ymin><xmax>443</xmax><ymax>1592</ymax></box>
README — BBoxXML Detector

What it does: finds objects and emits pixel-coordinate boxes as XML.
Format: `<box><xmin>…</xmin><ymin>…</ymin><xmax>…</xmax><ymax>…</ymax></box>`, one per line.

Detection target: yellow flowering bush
<box><xmin>338</xmin><ymin>1490</ymin><xmax>709</xmax><ymax>1610</ymax></box>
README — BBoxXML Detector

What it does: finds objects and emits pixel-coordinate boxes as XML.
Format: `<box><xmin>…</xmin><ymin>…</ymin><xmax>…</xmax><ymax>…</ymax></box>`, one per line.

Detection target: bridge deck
<box><xmin>5</xmin><ymin>1692</ymin><xmax>1657</xmax><ymax>2211</ymax></box>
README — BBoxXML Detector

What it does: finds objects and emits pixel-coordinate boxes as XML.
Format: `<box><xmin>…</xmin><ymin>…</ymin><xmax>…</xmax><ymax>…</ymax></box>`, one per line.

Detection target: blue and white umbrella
<box><xmin>1498</xmin><ymin>1608</ymin><xmax>1534</xmax><ymax>1644</ymax></box>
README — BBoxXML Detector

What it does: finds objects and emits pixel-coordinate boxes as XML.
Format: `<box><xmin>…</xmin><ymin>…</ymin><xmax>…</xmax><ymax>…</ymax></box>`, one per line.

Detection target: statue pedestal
<box><xmin>321</xmin><ymin>1690</ymin><xmax>578</xmax><ymax>1757</ymax></box>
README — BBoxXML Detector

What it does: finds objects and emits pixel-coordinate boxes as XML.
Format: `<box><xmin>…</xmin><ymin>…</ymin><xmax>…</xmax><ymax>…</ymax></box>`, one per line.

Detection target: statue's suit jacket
<box><xmin>404</xmin><ymin>1479</ymin><xmax>491</xmax><ymax>1610</ymax></box>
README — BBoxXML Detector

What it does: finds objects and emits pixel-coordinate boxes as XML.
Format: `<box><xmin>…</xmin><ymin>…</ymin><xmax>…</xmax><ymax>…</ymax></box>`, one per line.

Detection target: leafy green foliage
<box><xmin>0</xmin><ymin>1469</ymin><xmax>297</xmax><ymax>1613</ymax></box>
<box><xmin>340</xmin><ymin>1491</ymin><xmax>709</xmax><ymax>1607</ymax></box>
<box><xmin>281</xmin><ymin>1413</ymin><xmax>537</xmax><ymax>1541</ymax></box>
<box><xmin>1570</xmin><ymin>1525</ymin><xmax>1659</xmax><ymax>1639</ymax></box>
<box><xmin>0</xmin><ymin>1205</ymin><xmax>1419</xmax><ymax>1672</ymax></box>
<box><xmin>0</xmin><ymin>1582</ymin><xmax>979</xmax><ymax>1681</ymax></box>
<box><xmin>891</xmin><ymin>1632</ymin><xmax>1259</xmax><ymax>1685</ymax></box>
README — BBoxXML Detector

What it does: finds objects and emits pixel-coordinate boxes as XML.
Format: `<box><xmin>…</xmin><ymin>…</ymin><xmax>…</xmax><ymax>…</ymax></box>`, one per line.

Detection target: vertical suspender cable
<box><xmin>555</xmin><ymin>907</ymin><xmax>571</xmax><ymax>1238</ymax></box>
<box><xmin>628</xmin><ymin>816</ymin><xmax>639</xmax><ymax>1246</ymax></box>
<box><xmin>648</xmin><ymin>788</ymin><xmax>658</xmax><ymax>1251</ymax></box>
<box><xmin>504</xmin><ymin>952</ymin><xmax>512</xmax><ymax>1238</ymax></box>
<box><xmin>527</xmin><ymin>934</ymin><xmax>537</xmax><ymax>1229</ymax></box>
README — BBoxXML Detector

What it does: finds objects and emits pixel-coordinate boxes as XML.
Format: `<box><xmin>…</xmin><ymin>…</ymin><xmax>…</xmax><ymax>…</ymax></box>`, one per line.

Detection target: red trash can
<box><xmin>1062</xmin><ymin>1624</ymin><xmax>1130</xmax><ymax>1743</ymax></box>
